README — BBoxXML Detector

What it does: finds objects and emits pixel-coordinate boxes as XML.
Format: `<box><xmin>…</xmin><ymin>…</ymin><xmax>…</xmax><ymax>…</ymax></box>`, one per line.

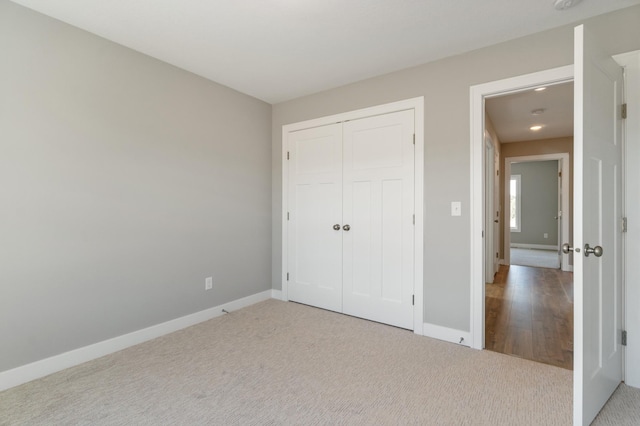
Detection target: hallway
<box><xmin>485</xmin><ymin>265</ymin><xmax>573</xmax><ymax>370</ymax></box>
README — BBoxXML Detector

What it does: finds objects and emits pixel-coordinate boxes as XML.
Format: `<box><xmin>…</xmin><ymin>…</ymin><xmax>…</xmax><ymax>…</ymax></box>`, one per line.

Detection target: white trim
<box><xmin>614</xmin><ymin>50</ymin><xmax>640</xmax><ymax>388</ymax></box>
<box><xmin>271</xmin><ymin>289</ymin><xmax>284</xmax><ymax>300</ymax></box>
<box><xmin>423</xmin><ymin>323</ymin><xmax>471</xmax><ymax>347</ymax></box>
<box><xmin>281</xmin><ymin>97</ymin><xmax>425</xmax><ymax>335</ymax></box>
<box><xmin>0</xmin><ymin>290</ymin><xmax>273</xmax><ymax>392</ymax></box>
<box><xmin>509</xmin><ymin>174</ymin><xmax>522</xmax><ymax>232</ymax></box>
<box><xmin>510</xmin><ymin>243</ymin><xmax>559</xmax><ymax>250</ymax></box>
<box><xmin>469</xmin><ymin>65</ymin><xmax>574</xmax><ymax>350</ymax></box>
<box><xmin>504</xmin><ymin>153</ymin><xmax>570</xmax><ymax>271</ymax></box>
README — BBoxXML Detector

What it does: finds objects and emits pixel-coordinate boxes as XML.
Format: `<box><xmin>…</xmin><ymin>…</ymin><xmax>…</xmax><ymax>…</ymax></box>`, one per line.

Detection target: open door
<box><xmin>484</xmin><ymin>135</ymin><xmax>496</xmax><ymax>283</ymax></box>
<box><xmin>573</xmin><ymin>24</ymin><xmax>624</xmax><ymax>425</ymax></box>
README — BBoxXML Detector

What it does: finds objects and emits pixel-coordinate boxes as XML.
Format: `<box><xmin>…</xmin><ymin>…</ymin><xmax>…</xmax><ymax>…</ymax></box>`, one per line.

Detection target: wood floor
<box><xmin>485</xmin><ymin>264</ymin><xmax>574</xmax><ymax>370</ymax></box>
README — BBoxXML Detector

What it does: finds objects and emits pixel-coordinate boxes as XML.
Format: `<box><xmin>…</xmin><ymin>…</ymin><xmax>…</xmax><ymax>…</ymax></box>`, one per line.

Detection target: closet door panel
<box><xmin>288</xmin><ymin>124</ymin><xmax>343</xmax><ymax>312</ymax></box>
<box><xmin>342</xmin><ymin>110</ymin><xmax>415</xmax><ymax>329</ymax></box>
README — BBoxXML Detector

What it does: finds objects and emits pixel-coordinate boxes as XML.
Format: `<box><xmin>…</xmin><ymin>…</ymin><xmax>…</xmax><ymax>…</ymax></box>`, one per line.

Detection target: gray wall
<box><xmin>0</xmin><ymin>1</ymin><xmax>272</xmax><ymax>372</ymax></box>
<box><xmin>272</xmin><ymin>6</ymin><xmax>640</xmax><ymax>332</ymax></box>
<box><xmin>510</xmin><ymin>161</ymin><xmax>559</xmax><ymax>246</ymax></box>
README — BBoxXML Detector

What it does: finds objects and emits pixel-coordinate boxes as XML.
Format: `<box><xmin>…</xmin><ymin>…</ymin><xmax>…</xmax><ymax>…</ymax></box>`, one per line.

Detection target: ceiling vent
<box><xmin>553</xmin><ymin>0</ymin><xmax>582</xmax><ymax>11</ymax></box>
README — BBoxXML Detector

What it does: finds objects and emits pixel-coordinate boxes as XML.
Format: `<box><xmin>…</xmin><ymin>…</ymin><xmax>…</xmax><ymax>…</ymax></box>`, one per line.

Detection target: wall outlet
<box><xmin>205</xmin><ymin>277</ymin><xmax>213</xmax><ymax>290</ymax></box>
<box><xmin>544</xmin><ymin>233</ymin><xmax>548</xmax><ymax>239</ymax></box>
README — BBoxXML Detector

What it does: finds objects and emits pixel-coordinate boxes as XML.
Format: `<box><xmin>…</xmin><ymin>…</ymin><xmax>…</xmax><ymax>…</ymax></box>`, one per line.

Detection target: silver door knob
<box><xmin>562</xmin><ymin>243</ymin><xmax>581</xmax><ymax>254</ymax></box>
<box><xmin>333</xmin><ymin>224</ymin><xmax>341</xmax><ymax>231</ymax></box>
<box><xmin>584</xmin><ymin>244</ymin><xmax>603</xmax><ymax>257</ymax></box>
<box><xmin>343</xmin><ymin>224</ymin><xmax>351</xmax><ymax>231</ymax></box>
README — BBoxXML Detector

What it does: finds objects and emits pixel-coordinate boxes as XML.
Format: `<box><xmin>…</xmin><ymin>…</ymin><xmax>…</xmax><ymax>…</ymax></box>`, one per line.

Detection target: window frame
<box><xmin>510</xmin><ymin>174</ymin><xmax>521</xmax><ymax>233</ymax></box>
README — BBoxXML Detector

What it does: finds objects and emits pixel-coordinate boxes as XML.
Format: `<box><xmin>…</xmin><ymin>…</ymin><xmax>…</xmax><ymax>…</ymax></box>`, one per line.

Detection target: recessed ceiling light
<box><xmin>534</xmin><ymin>87</ymin><xmax>547</xmax><ymax>92</ymax></box>
<box><xmin>530</xmin><ymin>125</ymin><xmax>543</xmax><ymax>131</ymax></box>
<box><xmin>554</xmin><ymin>0</ymin><xmax>582</xmax><ymax>11</ymax></box>
<box><xmin>531</xmin><ymin>108</ymin><xmax>545</xmax><ymax>115</ymax></box>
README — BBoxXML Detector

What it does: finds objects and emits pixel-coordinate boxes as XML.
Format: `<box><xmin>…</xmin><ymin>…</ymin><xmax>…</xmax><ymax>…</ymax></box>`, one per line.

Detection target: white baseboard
<box><xmin>499</xmin><ymin>258</ymin><xmax>506</xmax><ymax>265</ymax></box>
<box><xmin>423</xmin><ymin>323</ymin><xmax>471</xmax><ymax>347</ymax></box>
<box><xmin>510</xmin><ymin>243</ymin><xmax>558</xmax><ymax>250</ymax></box>
<box><xmin>0</xmin><ymin>290</ymin><xmax>273</xmax><ymax>392</ymax></box>
<box><xmin>271</xmin><ymin>289</ymin><xmax>283</xmax><ymax>300</ymax></box>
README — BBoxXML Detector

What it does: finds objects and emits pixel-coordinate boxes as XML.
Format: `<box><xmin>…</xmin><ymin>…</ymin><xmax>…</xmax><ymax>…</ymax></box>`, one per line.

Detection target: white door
<box><xmin>484</xmin><ymin>138</ymin><xmax>495</xmax><ymax>283</ymax></box>
<box><xmin>493</xmin><ymin>143</ymin><xmax>500</xmax><ymax>275</ymax></box>
<box><xmin>288</xmin><ymin>110</ymin><xmax>415</xmax><ymax>329</ymax></box>
<box><xmin>573</xmin><ymin>24</ymin><xmax>624</xmax><ymax>426</ymax></box>
<box><xmin>342</xmin><ymin>110</ymin><xmax>415</xmax><ymax>329</ymax></box>
<box><xmin>557</xmin><ymin>161</ymin><xmax>563</xmax><ymax>269</ymax></box>
<box><xmin>288</xmin><ymin>124</ymin><xmax>343</xmax><ymax>313</ymax></box>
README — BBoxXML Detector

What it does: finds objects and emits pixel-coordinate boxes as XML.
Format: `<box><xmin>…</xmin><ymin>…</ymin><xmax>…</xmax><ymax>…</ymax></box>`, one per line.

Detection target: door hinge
<box><xmin>497</xmin><ymin>170</ymin><xmax>499</xmax><ymax>176</ymax></box>
<box><xmin>286</xmin><ymin>272</ymin><xmax>289</xmax><ymax>281</ymax></box>
<box><xmin>412</xmin><ymin>295</ymin><xmax>415</xmax><ymax>306</ymax></box>
<box><xmin>287</xmin><ymin>212</ymin><xmax>290</xmax><ymax>221</ymax></box>
<box><xmin>559</xmin><ymin>171</ymin><xmax>562</xmax><ymax>178</ymax></box>
<box><xmin>622</xmin><ymin>330</ymin><xmax>627</xmax><ymax>346</ymax></box>
<box><xmin>413</xmin><ymin>214</ymin><xmax>415</xmax><ymax>225</ymax></box>
<box><xmin>622</xmin><ymin>103</ymin><xmax>627</xmax><ymax>119</ymax></box>
<box><xmin>622</xmin><ymin>217</ymin><xmax>627</xmax><ymax>233</ymax></box>
<box><xmin>287</xmin><ymin>151</ymin><xmax>290</xmax><ymax>160</ymax></box>
<box><xmin>413</xmin><ymin>134</ymin><xmax>415</xmax><ymax>145</ymax></box>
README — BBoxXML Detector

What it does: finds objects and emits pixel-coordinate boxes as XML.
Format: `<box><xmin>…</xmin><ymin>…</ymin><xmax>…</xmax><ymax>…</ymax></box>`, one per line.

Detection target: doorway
<box><xmin>470</xmin><ymin>66</ymin><xmax>574</xmax><ymax>351</ymax></box>
<box><xmin>483</xmin><ymin>84</ymin><xmax>574</xmax><ymax>369</ymax></box>
<box><xmin>503</xmin><ymin>153</ymin><xmax>571</xmax><ymax>272</ymax></box>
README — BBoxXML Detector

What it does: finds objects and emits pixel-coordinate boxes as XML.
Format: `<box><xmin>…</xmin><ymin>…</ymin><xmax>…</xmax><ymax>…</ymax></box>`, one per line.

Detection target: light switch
<box><xmin>451</xmin><ymin>201</ymin><xmax>461</xmax><ymax>217</ymax></box>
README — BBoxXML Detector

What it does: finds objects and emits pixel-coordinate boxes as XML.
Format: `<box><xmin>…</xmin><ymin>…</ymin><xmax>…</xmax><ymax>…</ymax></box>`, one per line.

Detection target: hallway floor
<box><xmin>485</xmin><ymin>264</ymin><xmax>573</xmax><ymax>370</ymax></box>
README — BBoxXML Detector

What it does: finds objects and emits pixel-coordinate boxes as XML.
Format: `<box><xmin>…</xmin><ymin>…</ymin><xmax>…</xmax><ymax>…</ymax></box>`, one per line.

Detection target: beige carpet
<box><xmin>0</xmin><ymin>299</ymin><xmax>633</xmax><ymax>425</ymax></box>
<box><xmin>511</xmin><ymin>247</ymin><xmax>560</xmax><ymax>269</ymax></box>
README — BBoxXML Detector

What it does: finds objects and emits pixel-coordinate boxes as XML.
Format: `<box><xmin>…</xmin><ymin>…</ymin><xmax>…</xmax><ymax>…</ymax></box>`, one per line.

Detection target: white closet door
<box><xmin>288</xmin><ymin>124</ymin><xmax>343</xmax><ymax>312</ymax></box>
<box><xmin>342</xmin><ymin>110</ymin><xmax>415</xmax><ymax>329</ymax></box>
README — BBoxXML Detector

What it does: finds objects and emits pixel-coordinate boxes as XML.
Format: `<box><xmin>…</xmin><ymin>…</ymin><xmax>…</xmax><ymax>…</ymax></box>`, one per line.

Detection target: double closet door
<box><xmin>287</xmin><ymin>110</ymin><xmax>415</xmax><ymax>330</ymax></box>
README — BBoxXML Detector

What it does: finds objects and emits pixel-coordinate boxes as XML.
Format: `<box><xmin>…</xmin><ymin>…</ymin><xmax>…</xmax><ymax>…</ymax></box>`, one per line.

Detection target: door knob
<box><xmin>494</xmin><ymin>220</ymin><xmax>499</xmax><ymax>223</ymax></box>
<box><xmin>584</xmin><ymin>244</ymin><xmax>603</xmax><ymax>257</ymax></box>
<box><xmin>343</xmin><ymin>224</ymin><xmax>351</xmax><ymax>231</ymax></box>
<box><xmin>333</xmin><ymin>224</ymin><xmax>341</xmax><ymax>231</ymax></box>
<box><xmin>562</xmin><ymin>243</ymin><xmax>580</xmax><ymax>253</ymax></box>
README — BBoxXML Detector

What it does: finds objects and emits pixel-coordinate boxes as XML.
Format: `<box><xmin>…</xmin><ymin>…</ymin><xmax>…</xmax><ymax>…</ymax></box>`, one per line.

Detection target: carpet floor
<box><xmin>0</xmin><ymin>299</ymin><xmax>637</xmax><ymax>425</ymax></box>
<box><xmin>510</xmin><ymin>247</ymin><xmax>560</xmax><ymax>269</ymax></box>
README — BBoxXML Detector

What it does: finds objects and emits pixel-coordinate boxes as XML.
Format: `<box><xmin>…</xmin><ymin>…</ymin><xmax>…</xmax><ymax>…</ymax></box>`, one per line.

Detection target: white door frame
<box><xmin>613</xmin><ymin>50</ymin><xmax>640</xmax><ymax>388</ymax></box>
<box><xmin>469</xmin><ymin>65</ymin><xmax>574</xmax><ymax>350</ymax></box>
<box><xmin>281</xmin><ymin>97</ymin><xmax>425</xmax><ymax>335</ymax></box>
<box><xmin>504</xmin><ymin>153</ymin><xmax>571</xmax><ymax>271</ymax></box>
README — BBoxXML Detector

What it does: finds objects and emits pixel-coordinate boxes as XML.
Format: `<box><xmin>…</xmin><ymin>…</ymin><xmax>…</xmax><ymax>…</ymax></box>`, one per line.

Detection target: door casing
<box><xmin>281</xmin><ymin>97</ymin><xmax>425</xmax><ymax>335</ymax></box>
<box><xmin>469</xmin><ymin>65</ymin><xmax>574</xmax><ymax>350</ymax></box>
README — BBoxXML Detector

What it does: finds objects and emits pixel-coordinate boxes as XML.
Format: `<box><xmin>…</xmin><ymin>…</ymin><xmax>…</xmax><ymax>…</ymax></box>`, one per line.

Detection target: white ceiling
<box><xmin>486</xmin><ymin>83</ymin><xmax>574</xmax><ymax>143</ymax></box>
<box><xmin>9</xmin><ymin>0</ymin><xmax>640</xmax><ymax>103</ymax></box>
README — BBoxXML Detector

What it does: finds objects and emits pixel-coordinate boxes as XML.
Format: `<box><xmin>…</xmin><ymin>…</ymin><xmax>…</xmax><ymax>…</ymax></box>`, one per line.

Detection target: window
<box><xmin>510</xmin><ymin>175</ymin><xmax>521</xmax><ymax>232</ymax></box>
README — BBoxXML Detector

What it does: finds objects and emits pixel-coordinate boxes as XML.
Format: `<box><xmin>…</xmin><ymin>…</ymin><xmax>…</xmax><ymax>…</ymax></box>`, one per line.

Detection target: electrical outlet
<box><xmin>205</xmin><ymin>277</ymin><xmax>213</xmax><ymax>290</ymax></box>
